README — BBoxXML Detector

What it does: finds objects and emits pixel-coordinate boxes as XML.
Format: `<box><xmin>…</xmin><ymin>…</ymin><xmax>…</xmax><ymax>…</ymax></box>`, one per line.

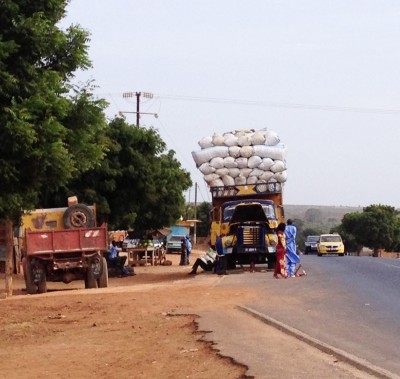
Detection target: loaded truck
<box><xmin>21</xmin><ymin>202</ymin><xmax>108</xmax><ymax>294</ymax></box>
<box><xmin>209</xmin><ymin>182</ymin><xmax>284</xmax><ymax>270</ymax></box>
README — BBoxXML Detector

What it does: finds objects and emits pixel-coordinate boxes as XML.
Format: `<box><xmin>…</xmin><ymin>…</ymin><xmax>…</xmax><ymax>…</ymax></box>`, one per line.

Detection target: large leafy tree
<box><xmin>52</xmin><ymin>117</ymin><xmax>192</xmax><ymax>232</ymax></box>
<box><xmin>0</xmin><ymin>0</ymin><xmax>107</xmax><ymax>219</ymax></box>
<box><xmin>341</xmin><ymin>205</ymin><xmax>400</xmax><ymax>256</ymax></box>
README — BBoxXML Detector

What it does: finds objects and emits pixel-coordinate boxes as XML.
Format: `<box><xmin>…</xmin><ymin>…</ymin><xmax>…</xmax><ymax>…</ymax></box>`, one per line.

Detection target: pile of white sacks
<box><xmin>192</xmin><ymin>128</ymin><xmax>287</xmax><ymax>188</ymax></box>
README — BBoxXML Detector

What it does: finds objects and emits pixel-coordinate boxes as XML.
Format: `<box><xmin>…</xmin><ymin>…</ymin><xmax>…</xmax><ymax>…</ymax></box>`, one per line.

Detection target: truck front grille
<box><xmin>242</xmin><ymin>227</ymin><xmax>260</xmax><ymax>245</ymax></box>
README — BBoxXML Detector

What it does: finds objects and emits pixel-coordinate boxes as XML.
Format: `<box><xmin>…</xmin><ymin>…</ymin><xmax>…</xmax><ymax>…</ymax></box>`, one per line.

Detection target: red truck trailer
<box><xmin>21</xmin><ymin>204</ymin><xmax>108</xmax><ymax>294</ymax></box>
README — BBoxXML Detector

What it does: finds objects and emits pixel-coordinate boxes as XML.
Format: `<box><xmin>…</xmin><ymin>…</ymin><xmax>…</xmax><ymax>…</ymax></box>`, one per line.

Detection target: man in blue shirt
<box><xmin>108</xmin><ymin>240</ymin><xmax>127</xmax><ymax>277</ymax></box>
<box><xmin>185</xmin><ymin>235</ymin><xmax>192</xmax><ymax>264</ymax></box>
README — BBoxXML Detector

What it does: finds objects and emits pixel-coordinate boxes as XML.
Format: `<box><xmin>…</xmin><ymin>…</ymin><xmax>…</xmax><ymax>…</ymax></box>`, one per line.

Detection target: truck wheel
<box><xmin>22</xmin><ymin>257</ymin><xmax>38</xmax><ymax>295</ymax></box>
<box><xmin>36</xmin><ymin>262</ymin><xmax>47</xmax><ymax>294</ymax></box>
<box><xmin>63</xmin><ymin>204</ymin><xmax>95</xmax><ymax>229</ymax></box>
<box><xmin>37</xmin><ymin>277</ymin><xmax>47</xmax><ymax>293</ymax></box>
<box><xmin>85</xmin><ymin>265</ymin><xmax>98</xmax><ymax>289</ymax></box>
<box><xmin>97</xmin><ymin>257</ymin><xmax>108</xmax><ymax>288</ymax></box>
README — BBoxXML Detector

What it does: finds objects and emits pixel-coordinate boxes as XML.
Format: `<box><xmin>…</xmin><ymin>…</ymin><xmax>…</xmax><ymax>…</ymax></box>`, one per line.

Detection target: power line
<box><xmin>154</xmin><ymin>93</ymin><xmax>400</xmax><ymax>116</ymax></box>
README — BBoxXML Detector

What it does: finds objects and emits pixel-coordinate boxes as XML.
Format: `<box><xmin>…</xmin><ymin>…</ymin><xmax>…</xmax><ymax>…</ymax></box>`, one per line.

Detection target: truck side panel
<box><xmin>25</xmin><ymin>226</ymin><xmax>108</xmax><ymax>255</ymax></box>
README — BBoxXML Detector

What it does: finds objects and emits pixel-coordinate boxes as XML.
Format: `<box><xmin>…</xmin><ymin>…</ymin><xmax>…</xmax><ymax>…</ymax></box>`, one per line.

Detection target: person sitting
<box><xmin>188</xmin><ymin>248</ymin><xmax>217</xmax><ymax>275</ymax></box>
<box><xmin>108</xmin><ymin>240</ymin><xmax>128</xmax><ymax>277</ymax></box>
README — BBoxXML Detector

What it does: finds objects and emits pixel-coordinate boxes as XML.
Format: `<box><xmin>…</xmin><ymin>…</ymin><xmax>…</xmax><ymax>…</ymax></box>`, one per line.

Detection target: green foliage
<box><xmin>0</xmin><ymin>0</ymin><xmax>106</xmax><ymax>220</ymax></box>
<box><xmin>304</xmin><ymin>208</ymin><xmax>323</xmax><ymax>223</ymax></box>
<box><xmin>340</xmin><ymin>204</ymin><xmax>400</xmax><ymax>254</ymax></box>
<box><xmin>56</xmin><ymin>117</ymin><xmax>192</xmax><ymax>232</ymax></box>
<box><xmin>196</xmin><ymin>202</ymin><xmax>212</xmax><ymax>237</ymax></box>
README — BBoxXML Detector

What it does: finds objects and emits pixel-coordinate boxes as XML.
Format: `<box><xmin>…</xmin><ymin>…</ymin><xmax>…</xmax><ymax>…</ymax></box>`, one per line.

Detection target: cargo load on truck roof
<box><xmin>192</xmin><ymin>128</ymin><xmax>287</xmax><ymax>189</ymax></box>
<box><xmin>191</xmin><ymin>127</ymin><xmax>289</xmax><ymax>270</ymax></box>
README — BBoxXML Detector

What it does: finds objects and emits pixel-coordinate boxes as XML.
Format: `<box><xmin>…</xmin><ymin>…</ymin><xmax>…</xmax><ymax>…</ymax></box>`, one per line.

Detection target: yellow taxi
<box><xmin>317</xmin><ymin>234</ymin><xmax>345</xmax><ymax>256</ymax></box>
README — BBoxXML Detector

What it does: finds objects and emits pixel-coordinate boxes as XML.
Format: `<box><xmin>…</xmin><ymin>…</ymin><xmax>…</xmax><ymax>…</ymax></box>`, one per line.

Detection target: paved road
<box><xmin>213</xmin><ymin>255</ymin><xmax>400</xmax><ymax>377</ymax></box>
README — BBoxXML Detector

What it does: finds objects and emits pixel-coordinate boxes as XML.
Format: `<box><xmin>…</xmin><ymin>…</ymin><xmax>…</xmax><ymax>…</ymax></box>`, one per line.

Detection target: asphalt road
<box><xmin>216</xmin><ymin>255</ymin><xmax>400</xmax><ymax>377</ymax></box>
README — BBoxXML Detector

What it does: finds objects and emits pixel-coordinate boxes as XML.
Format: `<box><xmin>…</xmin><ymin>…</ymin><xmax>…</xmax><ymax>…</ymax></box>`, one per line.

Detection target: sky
<box><xmin>61</xmin><ymin>1</ymin><xmax>400</xmax><ymax>207</ymax></box>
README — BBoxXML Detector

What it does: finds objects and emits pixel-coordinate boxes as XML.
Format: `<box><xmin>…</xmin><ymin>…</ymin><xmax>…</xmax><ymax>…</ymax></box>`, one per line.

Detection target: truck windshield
<box><xmin>223</xmin><ymin>203</ymin><xmax>276</xmax><ymax>222</ymax></box>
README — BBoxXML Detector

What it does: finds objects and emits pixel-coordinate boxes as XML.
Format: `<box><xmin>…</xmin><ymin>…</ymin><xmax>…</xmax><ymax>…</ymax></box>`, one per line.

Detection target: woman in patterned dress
<box><xmin>274</xmin><ymin>222</ymin><xmax>288</xmax><ymax>279</ymax></box>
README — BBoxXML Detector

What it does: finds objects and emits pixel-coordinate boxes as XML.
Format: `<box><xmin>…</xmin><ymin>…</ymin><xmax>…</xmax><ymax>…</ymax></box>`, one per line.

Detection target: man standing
<box><xmin>185</xmin><ymin>234</ymin><xmax>192</xmax><ymax>264</ymax></box>
<box><xmin>285</xmin><ymin>219</ymin><xmax>300</xmax><ymax>277</ymax></box>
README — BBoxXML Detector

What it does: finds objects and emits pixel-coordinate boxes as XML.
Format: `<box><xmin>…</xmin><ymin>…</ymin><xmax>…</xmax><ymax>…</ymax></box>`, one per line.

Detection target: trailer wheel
<box><xmin>22</xmin><ymin>257</ymin><xmax>38</xmax><ymax>295</ymax></box>
<box><xmin>63</xmin><ymin>204</ymin><xmax>95</xmax><ymax>229</ymax></box>
<box><xmin>85</xmin><ymin>264</ymin><xmax>98</xmax><ymax>289</ymax></box>
<box><xmin>37</xmin><ymin>266</ymin><xmax>47</xmax><ymax>294</ymax></box>
<box><xmin>97</xmin><ymin>257</ymin><xmax>108</xmax><ymax>288</ymax></box>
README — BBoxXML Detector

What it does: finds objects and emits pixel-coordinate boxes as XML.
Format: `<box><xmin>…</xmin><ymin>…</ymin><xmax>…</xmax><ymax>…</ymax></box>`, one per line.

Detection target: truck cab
<box><xmin>209</xmin><ymin>183</ymin><xmax>284</xmax><ymax>269</ymax></box>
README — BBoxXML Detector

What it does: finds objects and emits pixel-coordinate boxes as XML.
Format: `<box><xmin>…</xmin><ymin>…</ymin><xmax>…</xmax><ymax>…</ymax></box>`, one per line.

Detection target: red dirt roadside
<box><xmin>0</xmin><ymin>249</ymin><xmax>251</xmax><ymax>379</ymax></box>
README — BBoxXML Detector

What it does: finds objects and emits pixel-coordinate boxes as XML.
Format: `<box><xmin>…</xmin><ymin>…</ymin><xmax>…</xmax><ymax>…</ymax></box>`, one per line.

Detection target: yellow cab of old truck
<box><xmin>209</xmin><ymin>183</ymin><xmax>284</xmax><ymax>247</ymax></box>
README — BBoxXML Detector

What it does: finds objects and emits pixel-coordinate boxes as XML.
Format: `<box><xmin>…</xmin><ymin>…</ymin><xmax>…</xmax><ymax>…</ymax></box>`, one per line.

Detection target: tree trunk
<box><xmin>5</xmin><ymin>220</ymin><xmax>13</xmax><ymax>297</ymax></box>
<box><xmin>372</xmin><ymin>248</ymin><xmax>382</xmax><ymax>257</ymax></box>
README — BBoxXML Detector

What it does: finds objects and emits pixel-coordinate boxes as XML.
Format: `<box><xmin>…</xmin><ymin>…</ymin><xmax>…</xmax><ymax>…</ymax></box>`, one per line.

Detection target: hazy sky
<box><xmin>62</xmin><ymin>1</ymin><xmax>400</xmax><ymax>207</ymax></box>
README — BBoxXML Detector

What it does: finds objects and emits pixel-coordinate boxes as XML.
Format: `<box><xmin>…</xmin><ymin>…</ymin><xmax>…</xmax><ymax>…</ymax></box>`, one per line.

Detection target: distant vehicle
<box><xmin>317</xmin><ymin>234</ymin><xmax>345</xmax><ymax>256</ymax></box>
<box><xmin>304</xmin><ymin>235</ymin><xmax>319</xmax><ymax>255</ymax></box>
<box><xmin>166</xmin><ymin>235</ymin><xmax>185</xmax><ymax>253</ymax></box>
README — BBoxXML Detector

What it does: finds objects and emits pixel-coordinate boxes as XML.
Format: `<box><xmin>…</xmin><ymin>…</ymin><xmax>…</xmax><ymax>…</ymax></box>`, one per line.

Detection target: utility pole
<box><xmin>136</xmin><ymin>92</ymin><xmax>140</xmax><ymax>127</ymax></box>
<box><xmin>194</xmin><ymin>183</ymin><xmax>197</xmax><ymax>245</ymax></box>
<box><xmin>121</xmin><ymin>91</ymin><xmax>157</xmax><ymax>126</ymax></box>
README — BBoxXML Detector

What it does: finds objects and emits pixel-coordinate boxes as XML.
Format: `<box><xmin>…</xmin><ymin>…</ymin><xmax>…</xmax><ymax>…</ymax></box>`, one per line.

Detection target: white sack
<box><xmin>251</xmin><ymin>131</ymin><xmax>265</xmax><ymax>145</ymax></box>
<box><xmin>192</xmin><ymin>146</ymin><xmax>229</xmax><ymax>166</ymax></box>
<box><xmin>250</xmin><ymin>168</ymin><xmax>264</xmax><ymax>177</ymax></box>
<box><xmin>237</xmin><ymin>134</ymin><xmax>252</xmax><ymax>147</ymax></box>
<box><xmin>239</xmin><ymin>168</ymin><xmax>252</xmax><ymax>178</ymax></box>
<box><xmin>222</xmin><ymin>175</ymin><xmax>235</xmax><ymax>186</ymax></box>
<box><xmin>247</xmin><ymin>176</ymin><xmax>258</xmax><ymax>185</ymax></box>
<box><xmin>223</xmin><ymin>156</ymin><xmax>238</xmax><ymax>168</ymax></box>
<box><xmin>240</xmin><ymin>145</ymin><xmax>254</xmax><ymax>158</ymax></box>
<box><xmin>264</xmin><ymin>130</ymin><xmax>280</xmax><ymax>146</ymax></box>
<box><xmin>270</xmin><ymin>160</ymin><xmax>286</xmax><ymax>173</ymax></box>
<box><xmin>273</xmin><ymin>170</ymin><xmax>287</xmax><ymax>183</ymax></box>
<box><xmin>229</xmin><ymin>145</ymin><xmax>241</xmax><ymax>158</ymax></box>
<box><xmin>258</xmin><ymin>157</ymin><xmax>274</xmax><ymax>171</ymax></box>
<box><xmin>236</xmin><ymin>157</ymin><xmax>248</xmax><ymax>168</ymax></box>
<box><xmin>253</xmin><ymin>144</ymin><xmax>287</xmax><ymax>160</ymax></box>
<box><xmin>248</xmin><ymin>155</ymin><xmax>262</xmax><ymax>168</ymax></box>
<box><xmin>260</xmin><ymin>171</ymin><xmax>274</xmax><ymax>181</ymax></box>
<box><xmin>212</xmin><ymin>133</ymin><xmax>225</xmax><ymax>146</ymax></box>
<box><xmin>199</xmin><ymin>162</ymin><xmax>216</xmax><ymax>175</ymax></box>
<box><xmin>235</xmin><ymin>175</ymin><xmax>247</xmax><ymax>185</ymax></box>
<box><xmin>209</xmin><ymin>179</ymin><xmax>224</xmax><ymax>187</ymax></box>
<box><xmin>209</xmin><ymin>157</ymin><xmax>225</xmax><ymax>169</ymax></box>
<box><xmin>223</xmin><ymin>133</ymin><xmax>238</xmax><ymax>147</ymax></box>
<box><xmin>228</xmin><ymin>168</ymin><xmax>240</xmax><ymax>178</ymax></box>
<box><xmin>204</xmin><ymin>173</ymin><xmax>220</xmax><ymax>183</ymax></box>
<box><xmin>198</xmin><ymin>136</ymin><xmax>213</xmax><ymax>149</ymax></box>
<box><xmin>215</xmin><ymin>167</ymin><xmax>229</xmax><ymax>176</ymax></box>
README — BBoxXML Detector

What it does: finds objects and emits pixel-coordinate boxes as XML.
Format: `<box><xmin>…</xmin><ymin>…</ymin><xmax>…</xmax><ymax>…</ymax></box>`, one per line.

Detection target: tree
<box><xmin>304</xmin><ymin>208</ymin><xmax>323</xmax><ymax>224</ymax></box>
<box><xmin>52</xmin><ymin>117</ymin><xmax>192</xmax><ymax>232</ymax></box>
<box><xmin>0</xmin><ymin>1</ymin><xmax>108</xmax><ymax>295</ymax></box>
<box><xmin>196</xmin><ymin>202</ymin><xmax>212</xmax><ymax>237</ymax></box>
<box><xmin>341</xmin><ymin>205</ymin><xmax>400</xmax><ymax>257</ymax></box>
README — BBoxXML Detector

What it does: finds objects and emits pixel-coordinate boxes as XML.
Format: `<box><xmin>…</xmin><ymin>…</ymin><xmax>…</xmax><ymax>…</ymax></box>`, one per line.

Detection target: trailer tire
<box><xmin>22</xmin><ymin>257</ymin><xmax>38</xmax><ymax>295</ymax></box>
<box><xmin>97</xmin><ymin>257</ymin><xmax>108</xmax><ymax>288</ymax></box>
<box><xmin>85</xmin><ymin>265</ymin><xmax>98</xmax><ymax>289</ymax></box>
<box><xmin>38</xmin><ymin>274</ymin><xmax>47</xmax><ymax>293</ymax></box>
<box><xmin>63</xmin><ymin>204</ymin><xmax>95</xmax><ymax>229</ymax></box>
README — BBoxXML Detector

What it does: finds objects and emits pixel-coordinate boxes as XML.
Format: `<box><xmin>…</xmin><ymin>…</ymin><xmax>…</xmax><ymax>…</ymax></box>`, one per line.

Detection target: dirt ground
<box><xmin>0</xmin><ymin>248</ymin><xmax>254</xmax><ymax>379</ymax></box>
